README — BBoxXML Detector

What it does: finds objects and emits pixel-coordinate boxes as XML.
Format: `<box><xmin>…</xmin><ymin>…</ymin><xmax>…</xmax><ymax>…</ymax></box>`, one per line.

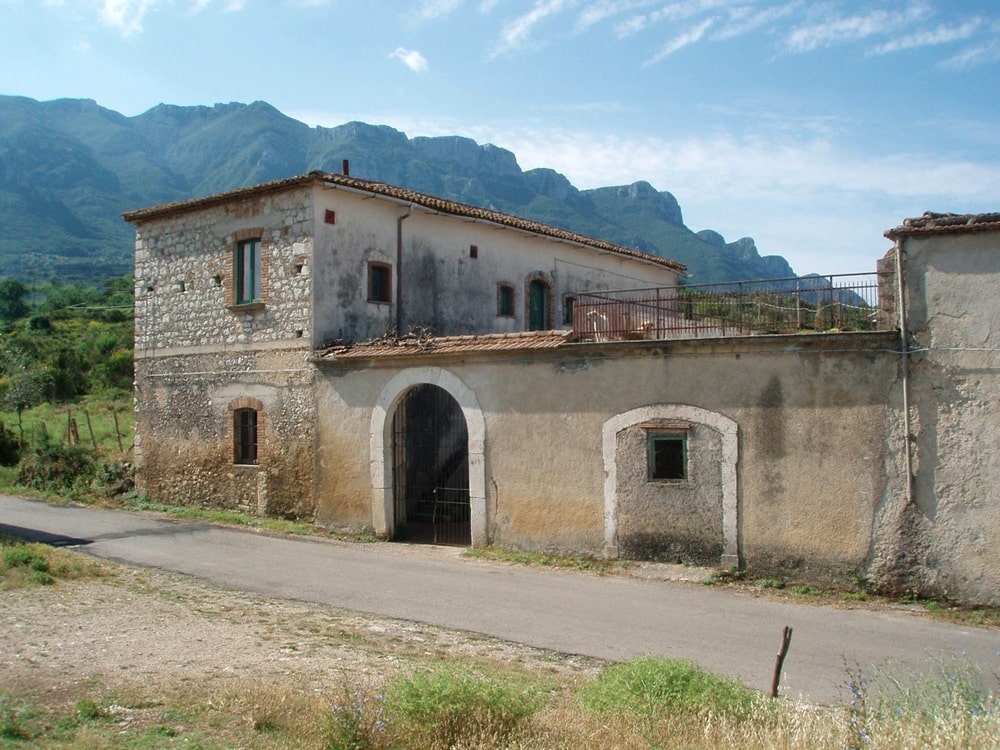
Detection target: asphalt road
<box><xmin>2</xmin><ymin>494</ymin><xmax>997</xmax><ymax>703</ymax></box>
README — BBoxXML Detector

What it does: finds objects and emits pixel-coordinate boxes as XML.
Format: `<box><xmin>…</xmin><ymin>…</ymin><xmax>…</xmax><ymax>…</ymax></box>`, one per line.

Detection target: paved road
<box><xmin>2</xmin><ymin>494</ymin><xmax>997</xmax><ymax>703</ymax></box>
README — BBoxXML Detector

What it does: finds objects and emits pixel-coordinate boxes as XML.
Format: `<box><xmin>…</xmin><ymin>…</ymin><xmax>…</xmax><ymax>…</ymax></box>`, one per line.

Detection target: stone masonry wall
<box><xmin>133</xmin><ymin>187</ymin><xmax>315</xmax><ymax>352</ymax></box>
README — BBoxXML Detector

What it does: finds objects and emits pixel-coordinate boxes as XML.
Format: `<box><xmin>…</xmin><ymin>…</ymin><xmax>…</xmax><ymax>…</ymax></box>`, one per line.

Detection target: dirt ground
<box><xmin>0</xmin><ymin>558</ymin><xmax>605</xmax><ymax>708</ymax></box>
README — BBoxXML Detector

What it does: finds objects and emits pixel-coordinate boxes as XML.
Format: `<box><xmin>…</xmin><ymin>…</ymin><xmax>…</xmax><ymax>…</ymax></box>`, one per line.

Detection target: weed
<box><xmin>754</xmin><ymin>578</ymin><xmax>785</xmax><ymax>590</ymax></box>
<box><xmin>791</xmin><ymin>584</ymin><xmax>823</xmax><ymax>596</ymax></box>
<box><xmin>386</xmin><ymin>663</ymin><xmax>544</xmax><ymax>748</ymax></box>
<box><xmin>75</xmin><ymin>698</ymin><xmax>106</xmax><ymax>722</ymax></box>
<box><xmin>579</xmin><ymin>655</ymin><xmax>758</xmax><ymax>723</ymax></box>
<box><xmin>0</xmin><ymin>691</ymin><xmax>34</xmax><ymax>740</ymax></box>
<box><xmin>324</xmin><ymin>683</ymin><xmax>393</xmax><ymax>750</ymax></box>
<box><xmin>702</xmin><ymin>565</ymin><xmax>745</xmax><ymax>585</ymax></box>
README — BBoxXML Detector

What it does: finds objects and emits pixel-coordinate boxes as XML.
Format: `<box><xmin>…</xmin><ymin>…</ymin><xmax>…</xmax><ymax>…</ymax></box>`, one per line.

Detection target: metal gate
<box><xmin>392</xmin><ymin>384</ymin><xmax>471</xmax><ymax>546</ymax></box>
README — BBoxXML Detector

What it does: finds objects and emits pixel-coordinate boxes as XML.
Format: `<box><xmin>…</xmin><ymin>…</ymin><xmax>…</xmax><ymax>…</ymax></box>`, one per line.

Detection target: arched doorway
<box><xmin>391</xmin><ymin>383</ymin><xmax>471</xmax><ymax>545</ymax></box>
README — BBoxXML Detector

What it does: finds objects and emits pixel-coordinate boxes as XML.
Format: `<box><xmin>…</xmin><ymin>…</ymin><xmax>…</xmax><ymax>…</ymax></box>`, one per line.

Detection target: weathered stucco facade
<box><xmin>127</xmin><ymin>174</ymin><xmax>1000</xmax><ymax>605</ymax></box>
<box><xmin>867</xmin><ymin>213</ymin><xmax>1000</xmax><ymax>604</ymax></box>
<box><xmin>313</xmin><ymin>332</ymin><xmax>900</xmax><ymax>586</ymax></box>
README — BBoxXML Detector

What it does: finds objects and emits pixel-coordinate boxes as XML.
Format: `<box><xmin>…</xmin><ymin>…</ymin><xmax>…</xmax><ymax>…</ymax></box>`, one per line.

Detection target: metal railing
<box><xmin>572</xmin><ymin>273</ymin><xmax>889</xmax><ymax>343</ymax></box>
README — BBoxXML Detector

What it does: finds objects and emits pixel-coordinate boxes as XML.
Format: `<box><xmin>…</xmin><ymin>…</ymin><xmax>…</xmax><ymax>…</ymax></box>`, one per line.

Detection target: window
<box><xmin>368</xmin><ymin>262</ymin><xmax>392</xmax><ymax>303</ymax></box>
<box><xmin>234</xmin><ymin>408</ymin><xmax>258</xmax><ymax>465</ymax></box>
<box><xmin>235</xmin><ymin>238</ymin><xmax>262</xmax><ymax>304</ymax></box>
<box><xmin>563</xmin><ymin>295</ymin><xmax>576</xmax><ymax>326</ymax></box>
<box><xmin>497</xmin><ymin>284</ymin><xmax>515</xmax><ymax>316</ymax></box>
<box><xmin>648</xmin><ymin>433</ymin><xmax>686</xmax><ymax>480</ymax></box>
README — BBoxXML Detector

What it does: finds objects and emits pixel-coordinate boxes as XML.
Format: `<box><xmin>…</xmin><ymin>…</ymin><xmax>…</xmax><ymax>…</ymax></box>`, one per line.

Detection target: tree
<box><xmin>0</xmin><ymin>348</ymin><xmax>51</xmax><ymax>441</ymax></box>
<box><xmin>0</xmin><ymin>279</ymin><xmax>29</xmax><ymax>322</ymax></box>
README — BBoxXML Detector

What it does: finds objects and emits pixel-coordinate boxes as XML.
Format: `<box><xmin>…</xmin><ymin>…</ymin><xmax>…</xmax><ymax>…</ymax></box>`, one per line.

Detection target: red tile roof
<box><xmin>886</xmin><ymin>211</ymin><xmax>1000</xmax><ymax>239</ymax></box>
<box><xmin>315</xmin><ymin>330</ymin><xmax>572</xmax><ymax>361</ymax></box>
<box><xmin>124</xmin><ymin>171</ymin><xmax>685</xmax><ymax>272</ymax></box>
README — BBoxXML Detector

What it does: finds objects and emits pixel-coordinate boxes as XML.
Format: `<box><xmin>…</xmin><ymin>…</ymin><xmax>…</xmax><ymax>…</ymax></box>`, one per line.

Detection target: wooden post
<box><xmin>112</xmin><ymin>410</ymin><xmax>124</xmax><ymax>452</ymax></box>
<box><xmin>771</xmin><ymin>626</ymin><xmax>793</xmax><ymax>698</ymax></box>
<box><xmin>83</xmin><ymin>409</ymin><xmax>98</xmax><ymax>450</ymax></box>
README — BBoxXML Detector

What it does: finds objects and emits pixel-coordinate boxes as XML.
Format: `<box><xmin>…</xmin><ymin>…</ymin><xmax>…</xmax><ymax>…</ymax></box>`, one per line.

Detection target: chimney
<box><xmin>342</xmin><ymin>159</ymin><xmax>350</xmax><ymax>177</ymax></box>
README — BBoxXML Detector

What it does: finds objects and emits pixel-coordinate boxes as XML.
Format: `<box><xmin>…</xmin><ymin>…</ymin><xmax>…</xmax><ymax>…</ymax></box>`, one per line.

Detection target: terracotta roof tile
<box><xmin>315</xmin><ymin>330</ymin><xmax>572</xmax><ymax>361</ymax></box>
<box><xmin>123</xmin><ymin>171</ymin><xmax>684</xmax><ymax>272</ymax></box>
<box><xmin>886</xmin><ymin>211</ymin><xmax>1000</xmax><ymax>239</ymax></box>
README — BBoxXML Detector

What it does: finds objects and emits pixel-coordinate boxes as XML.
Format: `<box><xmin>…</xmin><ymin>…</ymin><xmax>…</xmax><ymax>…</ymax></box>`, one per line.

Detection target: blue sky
<box><xmin>2</xmin><ymin>0</ymin><xmax>999</xmax><ymax>275</ymax></box>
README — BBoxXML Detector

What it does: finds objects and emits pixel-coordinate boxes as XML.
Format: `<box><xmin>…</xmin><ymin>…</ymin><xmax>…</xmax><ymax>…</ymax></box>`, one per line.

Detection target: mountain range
<box><xmin>0</xmin><ymin>95</ymin><xmax>796</xmax><ymax>285</ymax></box>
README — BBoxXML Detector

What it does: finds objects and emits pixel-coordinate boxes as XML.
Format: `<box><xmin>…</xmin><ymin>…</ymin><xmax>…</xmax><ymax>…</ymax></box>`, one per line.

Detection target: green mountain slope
<box><xmin>0</xmin><ymin>95</ymin><xmax>795</xmax><ymax>285</ymax></box>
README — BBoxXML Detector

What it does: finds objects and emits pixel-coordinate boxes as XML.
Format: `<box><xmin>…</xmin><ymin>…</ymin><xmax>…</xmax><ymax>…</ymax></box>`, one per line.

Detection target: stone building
<box><xmin>126</xmin><ymin>175</ymin><xmax>1000</xmax><ymax>605</ymax></box>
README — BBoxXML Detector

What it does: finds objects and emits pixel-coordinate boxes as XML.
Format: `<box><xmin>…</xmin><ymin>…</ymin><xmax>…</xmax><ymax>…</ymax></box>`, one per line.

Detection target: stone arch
<box><xmin>370</xmin><ymin>367</ymin><xmax>487</xmax><ymax>545</ymax></box>
<box><xmin>602</xmin><ymin>404</ymin><xmax>738</xmax><ymax>567</ymax></box>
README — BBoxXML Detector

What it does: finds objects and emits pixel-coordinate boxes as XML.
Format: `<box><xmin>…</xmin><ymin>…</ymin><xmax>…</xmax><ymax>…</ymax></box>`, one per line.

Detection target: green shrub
<box><xmin>2</xmin><ymin>545</ymin><xmax>50</xmax><ymax>572</ymax></box>
<box><xmin>0</xmin><ymin>422</ymin><xmax>22</xmax><ymax>466</ymax></box>
<box><xmin>94</xmin><ymin>458</ymin><xmax>134</xmax><ymax>496</ymax></box>
<box><xmin>385</xmin><ymin>664</ymin><xmax>544</xmax><ymax>748</ymax></box>
<box><xmin>16</xmin><ymin>438</ymin><xmax>95</xmax><ymax>492</ymax></box>
<box><xmin>0</xmin><ymin>691</ymin><xmax>34</xmax><ymax>740</ymax></box>
<box><xmin>579</xmin><ymin>656</ymin><xmax>757</xmax><ymax>722</ymax></box>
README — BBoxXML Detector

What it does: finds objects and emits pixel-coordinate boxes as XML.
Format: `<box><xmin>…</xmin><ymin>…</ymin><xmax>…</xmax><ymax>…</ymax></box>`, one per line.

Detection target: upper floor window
<box><xmin>234</xmin><ymin>408</ymin><xmax>259</xmax><ymax>465</ymax></box>
<box><xmin>368</xmin><ymin>262</ymin><xmax>392</xmax><ymax>303</ymax></box>
<box><xmin>497</xmin><ymin>284</ymin><xmax>515</xmax><ymax>317</ymax></box>
<box><xmin>562</xmin><ymin>295</ymin><xmax>577</xmax><ymax>326</ymax></box>
<box><xmin>236</xmin><ymin>238</ymin><xmax>262</xmax><ymax>304</ymax></box>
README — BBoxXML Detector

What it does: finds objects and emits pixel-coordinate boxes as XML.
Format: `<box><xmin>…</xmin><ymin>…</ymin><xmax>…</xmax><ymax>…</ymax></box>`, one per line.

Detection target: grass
<box><xmin>463</xmin><ymin>545</ymin><xmax>617</xmax><ymax>574</ymax></box>
<box><xmin>0</xmin><ymin>394</ymin><xmax>133</xmax><ymax>457</ymax></box>
<box><xmin>1</xmin><ymin>653</ymin><xmax>996</xmax><ymax>749</ymax></box>
<box><xmin>0</xmin><ymin>533</ymin><xmax>106</xmax><ymax>590</ymax></box>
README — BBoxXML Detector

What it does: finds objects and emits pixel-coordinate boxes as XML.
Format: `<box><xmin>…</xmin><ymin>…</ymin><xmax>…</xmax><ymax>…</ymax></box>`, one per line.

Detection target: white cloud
<box><xmin>389</xmin><ymin>47</ymin><xmax>430</xmax><ymax>73</ymax></box>
<box><xmin>615</xmin><ymin>0</ymin><xmax>734</xmax><ymax>39</ymax></box>
<box><xmin>417</xmin><ymin>0</ymin><xmax>464</xmax><ymax>20</ymax></box>
<box><xmin>100</xmin><ymin>0</ymin><xmax>157</xmax><ymax>36</ymax></box>
<box><xmin>99</xmin><ymin>0</ymin><xmax>245</xmax><ymax>35</ymax></box>
<box><xmin>869</xmin><ymin>18</ymin><xmax>982</xmax><ymax>55</ymax></box>
<box><xmin>941</xmin><ymin>38</ymin><xmax>1000</xmax><ymax>70</ymax></box>
<box><xmin>713</xmin><ymin>1</ymin><xmax>801</xmax><ymax>41</ymax></box>
<box><xmin>785</xmin><ymin>2</ymin><xmax>931</xmax><ymax>53</ymax></box>
<box><xmin>491</xmin><ymin>0</ymin><xmax>579</xmax><ymax>57</ymax></box>
<box><xmin>575</xmin><ymin>0</ymin><xmax>655</xmax><ymax>32</ymax></box>
<box><xmin>643</xmin><ymin>17</ymin><xmax>714</xmax><ymax>65</ymax></box>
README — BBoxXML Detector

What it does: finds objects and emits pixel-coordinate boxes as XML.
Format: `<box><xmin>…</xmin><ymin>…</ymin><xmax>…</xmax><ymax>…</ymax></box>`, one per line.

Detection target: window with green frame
<box><xmin>648</xmin><ymin>433</ymin><xmax>687</xmax><ymax>480</ymax></box>
<box><xmin>236</xmin><ymin>238</ymin><xmax>262</xmax><ymax>304</ymax></box>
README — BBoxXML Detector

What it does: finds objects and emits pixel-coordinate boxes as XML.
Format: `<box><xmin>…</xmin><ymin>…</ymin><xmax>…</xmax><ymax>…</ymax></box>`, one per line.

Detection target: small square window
<box><xmin>497</xmin><ymin>284</ymin><xmax>515</xmax><ymax>317</ymax></box>
<box><xmin>325</xmin><ymin>209</ymin><xmax>337</xmax><ymax>225</ymax></box>
<box><xmin>648</xmin><ymin>434</ymin><xmax>686</xmax><ymax>480</ymax></box>
<box><xmin>368</xmin><ymin>262</ymin><xmax>392</xmax><ymax>303</ymax></box>
<box><xmin>470</xmin><ymin>244</ymin><xmax>479</xmax><ymax>259</ymax></box>
<box><xmin>234</xmin><ymin>408</ymin><xmax>258</xmax><ymax>465</ymax></box>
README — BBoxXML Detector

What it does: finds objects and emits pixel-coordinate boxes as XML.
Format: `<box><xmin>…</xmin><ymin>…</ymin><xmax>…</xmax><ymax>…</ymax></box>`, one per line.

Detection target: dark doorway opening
<box><xmin>392</xmin><ymin>384</ymin><xmax>470</xmax><ymax>545</ymax></box>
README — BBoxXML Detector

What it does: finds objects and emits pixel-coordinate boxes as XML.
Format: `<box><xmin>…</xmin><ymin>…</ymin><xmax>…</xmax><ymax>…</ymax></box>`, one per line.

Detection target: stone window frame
<box><xmin>227</xmin><ymin>228</ymin><xmax>269</xmax><ymax>311</ymax></box>
<box><xmin>228</xmin><ymin>397</ymin><xmax>266</xmax><ymax>467</ymax></box>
